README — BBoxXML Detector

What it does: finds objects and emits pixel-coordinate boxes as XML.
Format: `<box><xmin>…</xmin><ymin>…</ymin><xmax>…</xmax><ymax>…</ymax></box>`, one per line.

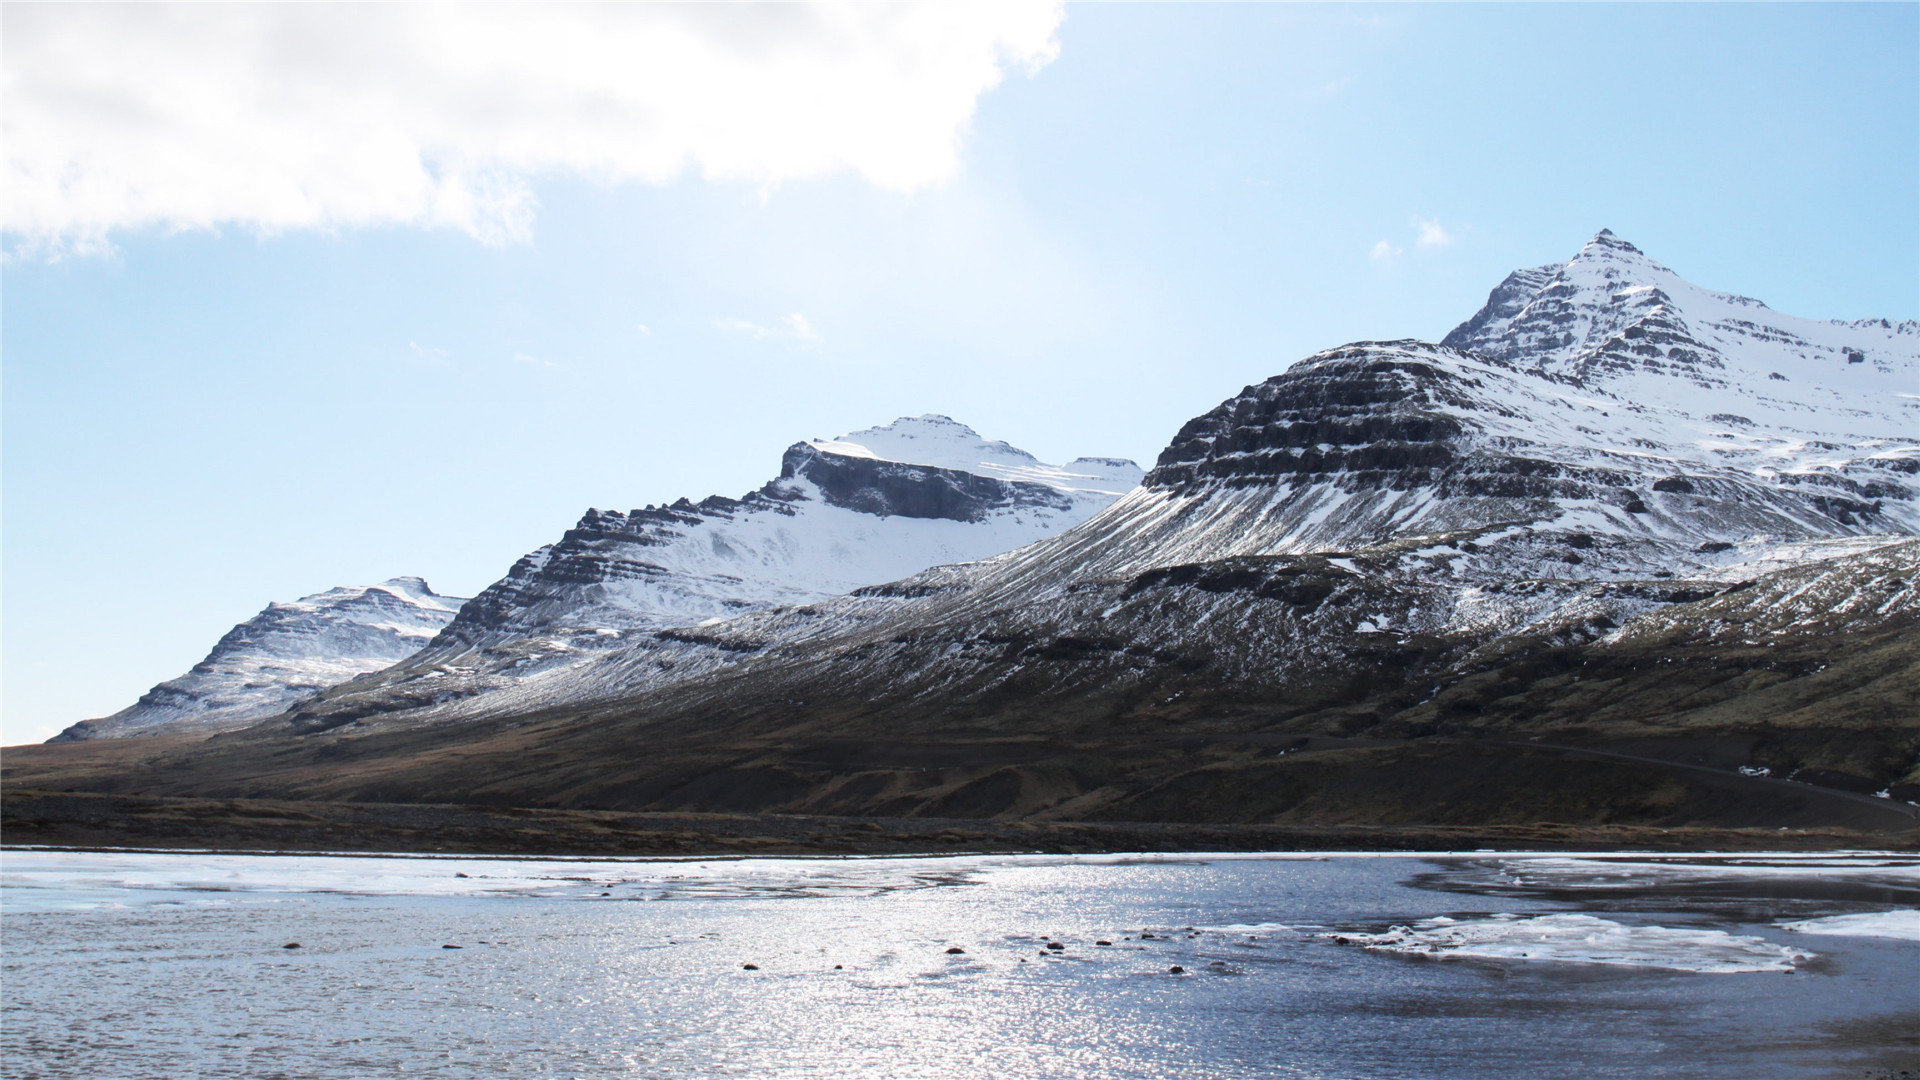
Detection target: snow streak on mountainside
<box><xmin>53</xmin><ymin>579</ymin><xmax>466</xmax><ymax>741</ymax></box>
<box><xmin>286</xmin><ymin>230</ymin><xmax>1915</xmax><ymax>732</ymax></box>
<box><xmin>279</xmin><ymin>417</ymin><xmax>1142</xmax><ymax>726</ymax></box>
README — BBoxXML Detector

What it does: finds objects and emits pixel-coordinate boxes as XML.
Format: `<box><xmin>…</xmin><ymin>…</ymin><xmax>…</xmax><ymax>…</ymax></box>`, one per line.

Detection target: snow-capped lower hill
<box><xmin>52</xmin><ymin>578</ymin><xmax>466</xmax><ymax>741</ymax></box>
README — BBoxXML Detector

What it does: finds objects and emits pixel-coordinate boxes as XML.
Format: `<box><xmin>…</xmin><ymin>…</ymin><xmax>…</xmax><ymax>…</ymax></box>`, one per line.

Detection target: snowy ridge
<box><xmin>53</xmin><ymin>578</ymin><xmax>466</xmax><ymax>741</ymax></box>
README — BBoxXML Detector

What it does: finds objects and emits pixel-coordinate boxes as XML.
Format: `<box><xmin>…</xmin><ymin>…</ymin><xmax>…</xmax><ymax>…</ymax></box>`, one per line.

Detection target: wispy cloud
<box><xmin>1311</xmin><ymin>75</ymin><xmax>1357</xmax><ymax>100</ymax></box>
<box><xmin>407</xmin><ymin>341</ymin><xmax>451</xmax><ymax>366</ymax></box>
<box><xmin>513</xmin><ymin>351</ymin><xmax>558</xmax><ymax>370</ymax></box>
<box><xmin>1373</xmin><ymin>217</ymin><xmax>1456</xmax><ymax>264</ymax></box>
<box><xmin>4</xmin><ymin>3</ymin><xmax>1065</xmax><ymax>257</ymax></box>
<box><xmin>1414</xmin><ymin>216</ymin><xmax>1454</xmax><ymax>249</ymax></box>
<box><xmin>717</xmin><ymin>312</ymin><xmax>823</xmax><ymax>347</ymax></box>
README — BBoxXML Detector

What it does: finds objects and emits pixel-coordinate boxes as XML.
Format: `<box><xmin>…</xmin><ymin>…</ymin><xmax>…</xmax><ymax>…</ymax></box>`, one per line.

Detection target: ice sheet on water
<box><xmin>1325</xmin><ymin>913</ymin><xmax>1813</xmax><ymax>973</ymax></box>
<box><xmin>1777</xmin><ymin>909</ymin><xmax>1920</xmax><ymax>942</ymax></box>
<box><xmin>0</xmin><ymin>850</ymin><xmax>996</xmax><ymax>910</ymax></box>
<box><xmin>1456</xmin><ymin>854</ymin><xmax>1920</xmax><ymax>895</ymax></box>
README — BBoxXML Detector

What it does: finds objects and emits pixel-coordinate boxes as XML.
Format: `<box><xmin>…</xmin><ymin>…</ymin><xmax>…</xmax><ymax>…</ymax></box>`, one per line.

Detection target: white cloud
<box><xmin>718</xmin><ymin>312</ymin><xmax>823</xmax><ymax>346</ymax></box>
<box><xmin>2</xmin><ymin>2</ymin><xmax>1064</xmax><ymax>256</ymax></box>
<box><xmin>635</xmin><ymin>324</ymin><xmax>653</xmax><ymax>337</ymax></box>
<box><xmin>513</xmin><ymin>351</ymin><xmax>558</xmax><ymax>370</ymax></box>
<box><xmin>1369</xmin><ymin>239</ymin><xmax>1402</xmax><ymax>264</ymax></box>
<box><xmin>407</xmin><ymin>340</ymin><xmax>450</xmax><ymax>365</ymax></box>
<box><xmin>1414</xmin><ymin>216</ymin><xmax>1454</xmax><ymax>249</ymax></box>
<box><xmin>1311</xmin><ymin>75</ymin><xmax>1357</xmax><ymax>99</ymax></box>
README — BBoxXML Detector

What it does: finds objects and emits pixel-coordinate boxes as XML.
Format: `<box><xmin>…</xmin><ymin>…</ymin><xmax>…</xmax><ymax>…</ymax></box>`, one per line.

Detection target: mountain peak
<box><xmin>806</xmin><ymin>416</ymin><xmax>1018</xmax><ymax>469</ymax></box>
<box><xmin>377</xmin><ymin>576</ymin><xmax>439</xmax><ymax>597</ymax></box>
<box><xmin>810</xmin><ymin>415</ymin><xmax>1033</xmax><ymax>469</ymax></box>
<box><xmin>1586</xmin><ymin>227</ymin><xmax>1634</xmax><ymax>249</ymax></box>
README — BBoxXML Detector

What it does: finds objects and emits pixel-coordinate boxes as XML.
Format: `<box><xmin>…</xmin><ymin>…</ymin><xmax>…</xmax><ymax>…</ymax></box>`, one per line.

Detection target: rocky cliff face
<box><xmin>52</xmin><ymin>578</ymin><xmax>465</xmax><ymax>741</ymax></box>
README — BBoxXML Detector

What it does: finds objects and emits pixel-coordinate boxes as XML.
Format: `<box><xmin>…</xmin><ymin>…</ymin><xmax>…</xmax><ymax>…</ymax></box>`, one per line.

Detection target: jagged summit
<box><xmin>52</xmin><ymin>578</ymin><xmax>467</xmax><ymax>741</ymax></box>
<box><xmin>1442</xmin><ymin>229</ymin><xmax>1913</xmax><ymax>417</ymax></box>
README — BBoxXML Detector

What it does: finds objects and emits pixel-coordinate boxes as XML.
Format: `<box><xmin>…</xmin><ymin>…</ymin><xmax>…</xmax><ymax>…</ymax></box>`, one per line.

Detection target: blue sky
<box><xmin>4</xmin><ymin>3</ymin><xmax>1916</xmax><ymax>744</ymax></box>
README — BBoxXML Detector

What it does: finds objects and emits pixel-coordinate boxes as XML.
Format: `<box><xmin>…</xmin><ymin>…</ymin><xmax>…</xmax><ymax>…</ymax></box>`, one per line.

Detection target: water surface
<box><xmin>3</xmin><ymin>849</ymin><xmax>1915</xmax><ymax>1078</ymax></box>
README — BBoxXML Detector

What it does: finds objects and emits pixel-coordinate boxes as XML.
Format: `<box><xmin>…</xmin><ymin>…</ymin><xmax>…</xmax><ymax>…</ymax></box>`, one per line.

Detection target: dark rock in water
<box><xmin>742</xmin><ymin>963</ymin><xmax>759</xmax><ymax>970</ymax></box>
<box><xmin>945</xmin><ymin>947</ymin><xmax>966</xmax><ymax>954</ymax></box>
<box><xmin>281</xmin><ymin>943</ymin><xmax>301</xmax><ymax>950</ymax></box>
<box><xmin>442</xmin><ymin>944</ymin><xmax>462</xmax><ymax>950</ymax></box>
<box><xmin>1096</xmin><ymin>940</ymin><xmax>1112</xmax><ymax>946</ymax></box>
<box><xmin>454</xmin><ymin>872</ymin><xmax>469</xmax><ymax>878</ymax></box>
<box><xmin>833</xmin><ymin>965</ymin><xmax>842</xmax><ymax>970</ymax></box>
<box><xmin>1046</xmin><ymin>942</ymin><xmax>1065</xmax><ymax>950</ymax></box>
<box><xmin>1140</xmin><ymin>933</ymin><xmax>1156</xmax><ymax>939</ymax></box>
<box><xmin>1169</xmin><ymin>966</ymin><xmax>1186</xmax><ymax>974</ymax></box>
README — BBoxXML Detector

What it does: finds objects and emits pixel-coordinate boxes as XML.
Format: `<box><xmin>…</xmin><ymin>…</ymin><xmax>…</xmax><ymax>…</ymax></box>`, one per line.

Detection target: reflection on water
<box><xmin>2</xmin><ymin>850</ymin><xmax>1916</xmax><ymax>1079</ymax></box>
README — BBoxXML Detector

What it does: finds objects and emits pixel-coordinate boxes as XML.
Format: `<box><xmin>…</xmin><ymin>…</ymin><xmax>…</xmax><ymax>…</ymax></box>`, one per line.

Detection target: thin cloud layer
<box><xmin>2</xmin><ymin>2</ymin><xmax>1064</xmax><ymax>255</ymax></box>
<box><xmin>718</xmin><ymin>312</ymin><xmax>823</xmax><ymax>346</ymax></box>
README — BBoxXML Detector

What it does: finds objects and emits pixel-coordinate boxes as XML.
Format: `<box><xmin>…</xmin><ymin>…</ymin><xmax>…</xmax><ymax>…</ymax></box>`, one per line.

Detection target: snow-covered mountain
<box><xmin>280</xmin><ymin>417</ymin><xmax>1142</xmax><ymax>725</ymax></box>
<box><xmin>435</xmin><ymin>415</ymin><xmax>1139</xmax><ymax>655</ymax></box>
<box><xmin>282</xmin><ymin>230</ymin><xmax>1916</xmax><ymax>740</ymax></box>
<box><xmin>53</xmin><ymin>578</ymin><xmax>466</xmax><ymax>741</ymax></box>
<box><xmin>39</xmin><ymin>232</ymin><xmax>1920</xmax><ymax>825</ymax></box>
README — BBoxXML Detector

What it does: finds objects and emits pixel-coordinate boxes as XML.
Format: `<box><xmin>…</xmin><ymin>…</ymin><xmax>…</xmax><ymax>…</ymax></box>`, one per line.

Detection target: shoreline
<box><xmin>7</xmin><ymin>790</ymin><xmax>1916</xmax><ymax>858</ymax></box>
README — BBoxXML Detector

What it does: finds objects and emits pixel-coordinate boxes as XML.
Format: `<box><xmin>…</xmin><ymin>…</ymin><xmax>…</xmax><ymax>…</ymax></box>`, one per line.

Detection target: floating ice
<box><xmin>1458</xmin><ymin>854</ymin><xmax>1920</xmax><ymax>895</ymax></box>
<box><xmin>1325</xmin><ymin>913</ymin><xmax>1813</xmax><ymax>973</ymax></box>
<box><xmin>1778</xmin><ymin>909</ymin><xmax>1920</xmax><ymax>942</ymax></box>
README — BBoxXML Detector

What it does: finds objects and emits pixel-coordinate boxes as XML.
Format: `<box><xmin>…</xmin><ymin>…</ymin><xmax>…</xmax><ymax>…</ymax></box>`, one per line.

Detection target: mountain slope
<box><xmin>53</xmin><ymin>578</ymin><xmax>466</xmax><ymax>741</ymax></box>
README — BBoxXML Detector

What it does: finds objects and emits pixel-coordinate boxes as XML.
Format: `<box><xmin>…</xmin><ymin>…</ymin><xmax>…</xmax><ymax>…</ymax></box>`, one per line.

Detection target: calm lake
<box><xmin>2</xmin><ymin>849</ymin><xmax>1916</xmax><ymax>1079</ymax></box>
